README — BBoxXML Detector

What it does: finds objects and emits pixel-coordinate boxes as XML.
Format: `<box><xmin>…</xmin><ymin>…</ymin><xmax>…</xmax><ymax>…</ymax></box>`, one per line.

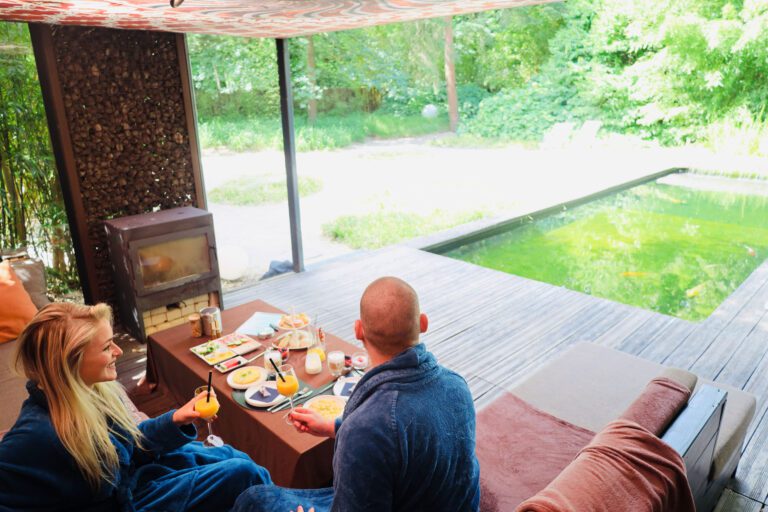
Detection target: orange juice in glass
<box><xmin>277</xmin><ymin>364</ymin><xmax>299</xmax><ymax>424</ymax></box>
<box><xmin>194</xmin><ymin>385</ymin><xmax>223</xmax><ymax>447</ymax></box>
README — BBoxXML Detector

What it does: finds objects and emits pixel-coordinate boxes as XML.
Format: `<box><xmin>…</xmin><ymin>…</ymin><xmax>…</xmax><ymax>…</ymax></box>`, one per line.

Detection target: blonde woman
<box><xmin>0</xmin><ymin>303</ymin><xmax>271</xmax><ymax>511</ymax></box>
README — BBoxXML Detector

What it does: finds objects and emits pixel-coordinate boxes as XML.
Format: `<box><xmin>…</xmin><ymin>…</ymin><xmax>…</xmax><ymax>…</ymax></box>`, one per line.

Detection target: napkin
<box><xmin>236</xmin><ymin>312</ymin><xmax>283</xmax><ymax>335</ymax></box>
<box><xmin>248</xmin><ymin>385</ymin><xmax>280</xmax><ymax>404</ymax></box>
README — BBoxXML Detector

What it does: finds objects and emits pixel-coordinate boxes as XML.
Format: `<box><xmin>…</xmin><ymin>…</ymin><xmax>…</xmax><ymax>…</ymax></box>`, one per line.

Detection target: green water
<box><xmin>445</xmin><ymin>180</ymin><xmax>768</xmax><ymax>321</ymax></box>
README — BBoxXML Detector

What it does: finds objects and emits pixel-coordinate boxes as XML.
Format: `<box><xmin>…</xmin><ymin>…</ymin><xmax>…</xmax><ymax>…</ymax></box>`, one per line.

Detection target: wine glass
<box><xmin>193</xmin><ymin>385</ymin><xmax>224</xmax><ymax>447</ymax></box>
<box><xmin>276</xmin><ymin>364</ymin><xmax>299</xmax><ymax>424</ymax></box>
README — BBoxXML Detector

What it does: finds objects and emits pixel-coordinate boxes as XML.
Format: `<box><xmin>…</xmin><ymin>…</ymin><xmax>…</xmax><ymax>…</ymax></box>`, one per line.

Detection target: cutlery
<box><xmin>269</xmin><ymin>386</ymin><xmax>311</xmax><ymax>413</ymax></box>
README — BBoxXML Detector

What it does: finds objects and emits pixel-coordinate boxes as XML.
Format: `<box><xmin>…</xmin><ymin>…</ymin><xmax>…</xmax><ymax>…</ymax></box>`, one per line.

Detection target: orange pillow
<box><xmin>0</xmin><ymin>260</ymin><xmax>38</xmax><ymax>343</ymax></box>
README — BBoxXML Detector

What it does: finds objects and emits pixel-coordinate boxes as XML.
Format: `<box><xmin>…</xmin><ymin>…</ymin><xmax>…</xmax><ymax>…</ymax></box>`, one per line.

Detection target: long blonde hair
<box><xmin>14</xmin><ymin>302</ymin><xmax>143</xmax><ymax>489</ymax></box>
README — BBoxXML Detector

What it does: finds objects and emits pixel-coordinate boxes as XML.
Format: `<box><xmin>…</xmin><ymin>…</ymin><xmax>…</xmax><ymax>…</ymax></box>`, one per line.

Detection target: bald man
<box><xmin>290</xmin><ymin>277</ymin><xmax>481</xmax><ymax>511</ymax></box>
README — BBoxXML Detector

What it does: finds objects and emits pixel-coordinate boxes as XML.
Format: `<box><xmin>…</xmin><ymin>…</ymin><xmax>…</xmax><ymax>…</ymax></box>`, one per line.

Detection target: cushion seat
<box><xmin>509</xmin><ymin>343</ymin><xmax>756</xmax><ymax>482</ymax></box>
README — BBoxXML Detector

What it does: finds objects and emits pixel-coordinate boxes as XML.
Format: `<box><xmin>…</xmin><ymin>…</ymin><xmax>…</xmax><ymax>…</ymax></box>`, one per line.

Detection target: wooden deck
<box><xmin>124</xmin><ymin>245</ymin><xmax>768</xmax><ymax>510</ymax></box>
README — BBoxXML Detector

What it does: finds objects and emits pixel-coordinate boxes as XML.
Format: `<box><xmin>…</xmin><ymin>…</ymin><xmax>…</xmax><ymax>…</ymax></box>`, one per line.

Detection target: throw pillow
<box><xmin>10</xmin><ymin>258</ymin><xmax>49</xmax><ymax>309</ymax></box>
<box><xmin>0</xmin><ymin>260</ymin><xmax>38</xmax><ymax>343</ymax></box>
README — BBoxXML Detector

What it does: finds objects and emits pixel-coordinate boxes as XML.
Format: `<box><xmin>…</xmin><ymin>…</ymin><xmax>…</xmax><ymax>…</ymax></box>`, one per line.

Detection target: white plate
<box><xmin>333</xmin><ymin>375</ymin><xmax>361</xmax><ymax>398</ymax></box>
<box><xmin>304</xmin><ymin>395</ymin><xmax>348</xmax><ymax>421</ymax></box>
<box><xmin>227</xmin><ymin>366</ymin><xmax>267</xmax><ymax>390</ymax></box>
<box><xmin>273</xmin><ymin>330</ymin><xmax>314</xmax><ymax>350</ymax></box>
<box><xmin>245</xmin><ymin>381</ymin><xmax>284</xmax><ymax>408</ymax></box>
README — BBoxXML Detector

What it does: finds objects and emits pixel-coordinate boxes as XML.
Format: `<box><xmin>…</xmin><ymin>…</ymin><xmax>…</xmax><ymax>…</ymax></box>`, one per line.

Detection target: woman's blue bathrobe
<box><xmin>234</xmin><ymin>343</ymin><xmax>481</xmax><ymax>511</ymax></box>
<box><xmin>0</xmin><ymin>382</ymin><xmax>271</xmax><ymax>512</ymax></box>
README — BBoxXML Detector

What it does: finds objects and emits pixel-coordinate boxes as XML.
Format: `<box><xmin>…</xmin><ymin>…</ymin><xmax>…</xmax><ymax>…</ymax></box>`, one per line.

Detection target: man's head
<box><xmin>355</xmin><ymin>277</ymin><xmax>428</xmax><ymax>357</ymax></box>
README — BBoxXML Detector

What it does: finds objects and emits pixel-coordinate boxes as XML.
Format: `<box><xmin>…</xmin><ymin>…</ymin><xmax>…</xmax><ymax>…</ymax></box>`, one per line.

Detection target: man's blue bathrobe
<box><xmin>234</xmin><ymin>343</ymin><xmax>481</xmax><ymax>511</ymax></box>
<box><xmin>0</xmin><ymin>382</ymin><xmax>271</xmax><ymax>512</ymax></box>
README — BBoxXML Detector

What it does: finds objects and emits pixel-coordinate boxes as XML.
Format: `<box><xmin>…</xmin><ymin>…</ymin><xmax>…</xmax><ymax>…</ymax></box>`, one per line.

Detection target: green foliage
<box><xmin>208</xmin><ymin>175</ymin><xmax>323</xmax><ymax>206</ymax></box>
<box><xmin>199</xmin><ymin>113</ymin><xmax>448</xmax><ymax>151</ymax></box>
<box><xmin>0</xmin><ymin>23</ymin><xmax>79</xmax><ymax>293</ymax></box>
<box><xmin>323</xmin><ymin>208</ymin><xmax>487</xmax><ymax>249</ymax></box>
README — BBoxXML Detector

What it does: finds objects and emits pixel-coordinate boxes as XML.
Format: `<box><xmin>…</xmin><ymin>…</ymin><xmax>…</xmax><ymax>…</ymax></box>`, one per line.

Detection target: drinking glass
<box><xmin>193</xmin><ymin>386</ymin><xmax>223</xmax><ymax>447</ymax></box>
<box><xmin>327</xmin><ymin>350</ymin><xmax>345</xmax><ymax>378</ymax></box>
<box><xmin>351</xmin><ymin>351</ymin><xmax>369</xmax><ymax>372</ymax></box>
<box><xmin>276</xmin><ymin>364</ymin><xmax>299</xmax><ymax>424</ymax></box>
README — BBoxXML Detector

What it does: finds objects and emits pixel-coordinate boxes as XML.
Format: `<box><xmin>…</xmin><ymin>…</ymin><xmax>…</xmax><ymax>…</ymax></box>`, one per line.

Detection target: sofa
<box><xmin>477</xmin><ymin>343</ymin><xmax>757</xmax><ymax>512</ymax></box>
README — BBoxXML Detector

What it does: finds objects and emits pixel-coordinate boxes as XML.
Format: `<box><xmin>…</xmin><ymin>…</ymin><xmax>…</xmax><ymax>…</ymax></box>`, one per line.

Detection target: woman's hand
<box><xmin>289</xmin><ymin>407</ymin><xmax>336</xmax><ymax>438</ymax></box>
<box><xmin>171</xmin><ymin>391</ymin><xmax>209</xmax><ymax>425</ymax></box>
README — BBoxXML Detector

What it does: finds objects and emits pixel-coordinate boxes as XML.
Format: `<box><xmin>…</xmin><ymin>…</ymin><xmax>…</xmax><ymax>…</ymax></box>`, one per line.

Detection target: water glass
<box><xmin>327</xmin><ymin>350</ymin><xmax>345</xmax><ymax>377</ymax></box>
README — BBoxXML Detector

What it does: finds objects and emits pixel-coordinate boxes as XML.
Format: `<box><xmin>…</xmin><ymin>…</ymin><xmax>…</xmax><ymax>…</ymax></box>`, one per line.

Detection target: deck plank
<box><xmin>124</xmin><ymin>247</ymin><xmax>768</xmax><ymax>503</ymax></box>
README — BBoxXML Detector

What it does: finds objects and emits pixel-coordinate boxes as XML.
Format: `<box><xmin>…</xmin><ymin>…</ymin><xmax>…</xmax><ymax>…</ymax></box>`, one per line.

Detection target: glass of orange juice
<box><xmin>276</xmin><ymin>364</ymin><xmax>299</xmax><ymax>424</ymax></box>
<box><xmin>194</xmin><ymin>385</ymin><xmax>223</xmax><ymax>447</ymax></box>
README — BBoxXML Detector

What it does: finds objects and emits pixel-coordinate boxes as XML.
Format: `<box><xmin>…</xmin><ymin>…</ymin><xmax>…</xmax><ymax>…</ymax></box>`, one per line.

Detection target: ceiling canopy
<box><xmin>0</xmin><ymin>0</ymin><xmax>558</xmax><ymax>38</ymax></box>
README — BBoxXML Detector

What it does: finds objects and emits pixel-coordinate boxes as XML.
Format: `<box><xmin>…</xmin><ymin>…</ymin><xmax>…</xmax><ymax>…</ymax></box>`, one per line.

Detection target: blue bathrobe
<box><xmin>0</xmin><ymin>382</ymin><xmax>271</xmax><ymax>512</ymax></box>
<box><xmin>234</xmin><ymin>343</ymin><xmax>481</xmax><ymax>511</ymax></box>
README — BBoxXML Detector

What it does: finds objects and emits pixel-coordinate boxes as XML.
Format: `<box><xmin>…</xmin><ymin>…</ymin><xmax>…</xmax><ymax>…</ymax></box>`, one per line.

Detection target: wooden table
<box><xmin>146</xmin><ymin>299</ymin><xmax>358</xmax><ymax>487</ymax></box>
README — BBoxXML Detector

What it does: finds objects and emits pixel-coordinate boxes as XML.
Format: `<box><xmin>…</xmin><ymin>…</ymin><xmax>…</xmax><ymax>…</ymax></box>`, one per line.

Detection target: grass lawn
<box><xmin>199</xmin><ymin>112</ymin><xmax>449</xmax><ymax>152</ymax></box>
<box><xmin>209</xmin><ymin>175</ymin><xmax>323</xmax><ymax>206</ymax></box>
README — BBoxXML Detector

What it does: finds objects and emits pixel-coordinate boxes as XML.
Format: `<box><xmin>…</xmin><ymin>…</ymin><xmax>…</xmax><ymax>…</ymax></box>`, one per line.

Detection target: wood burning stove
<box><xmin>105</xmin><ymin>206</ymin><xmax>223</xmax><ymax>341</ymax></box>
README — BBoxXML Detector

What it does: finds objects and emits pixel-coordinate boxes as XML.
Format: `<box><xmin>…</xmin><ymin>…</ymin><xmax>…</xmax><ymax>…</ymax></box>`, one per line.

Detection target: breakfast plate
<box><xmin>227</xmin><ymin>366</ymin><xmax>267</xmax><ymax>390</ymax></box>
<box><xmin>244</xmin><ymin>381</ymin><xmax>283</xmax><ymax>408</ymax></box>
<box><xmin>333</xmin><ymin>375</ymin><xmax>361</xmax><ymax>398</ymax></box>
<box><xmin>304</xmin><ymin>395</ymin><xmax>347</xmax><ymax>421</ymax></box>
<box><xmin>274</xmin><ymin>329</ymin><xmax>314</xmax><ymax>350</ymax></box>
<box><xmin>278</xmin><ymin>313</ymin><xmax>310</xmax><ymax>330</ymax></box>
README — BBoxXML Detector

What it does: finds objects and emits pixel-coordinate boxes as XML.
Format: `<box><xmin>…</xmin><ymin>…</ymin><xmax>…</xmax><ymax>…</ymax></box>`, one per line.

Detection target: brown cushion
<box><xmin>511</xmin><ymin>343</ymin><xmax>756</xmax><ymax>482</ymax></box>
<box><xmin>0</xmin><ymin>340</ymin><xmax>27</xmax><ymax>431</ymax></box>
<box><xmin>0</xmin><ymin>261</ymin><xmax>37</xmax><ymax>344</ymax></box>
<box><xmin>10</xmin><ymin>258</ymin><xmax>49</xmax><ymax>310</ymax></box>
<box><xmin>510</xmin><ymin>343</ymin><xmax>697</xmax><ymax>434</ymax></box>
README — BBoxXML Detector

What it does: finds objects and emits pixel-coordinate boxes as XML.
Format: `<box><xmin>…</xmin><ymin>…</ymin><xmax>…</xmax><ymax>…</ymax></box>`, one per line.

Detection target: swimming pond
<box><xmin>443</xmin><ymin>175</ymin><xmax>768</xmax><ymax>321</ymax></box>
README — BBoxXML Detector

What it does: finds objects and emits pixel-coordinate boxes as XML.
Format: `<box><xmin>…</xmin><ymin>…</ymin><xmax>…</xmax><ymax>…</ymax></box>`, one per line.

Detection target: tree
<box><xmin>0</xmin><ymin>22</ymin><xmax>78</xmax><ymax>292</ymax></box>
<box><xmin>444</xmin><ymin>17</ymin><xmax>459</xmax><ymax>131</ymax></box>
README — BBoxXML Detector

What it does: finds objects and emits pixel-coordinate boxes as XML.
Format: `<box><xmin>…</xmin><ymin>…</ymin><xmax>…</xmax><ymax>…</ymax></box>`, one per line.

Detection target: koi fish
<box><xmin>621</xmin><ymin>271</ymin><xmax>648</xmax><ymax>277</ymax></box>
<box><xmin>686</xmin><ymin>284</ymin><xmax>705</xmax><ymax>298</ymax></box>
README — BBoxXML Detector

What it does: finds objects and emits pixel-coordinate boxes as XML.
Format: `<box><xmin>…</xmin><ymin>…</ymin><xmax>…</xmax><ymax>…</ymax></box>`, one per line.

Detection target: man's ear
<box><xmin>354</xmin><ymin>319</ymin><xmax>364</xmax><ymax>341</ymax></box>
<box><xmin>419</xmin><ymin>313</ymin><xmax>428</xmax><ymax>334</ymax></box>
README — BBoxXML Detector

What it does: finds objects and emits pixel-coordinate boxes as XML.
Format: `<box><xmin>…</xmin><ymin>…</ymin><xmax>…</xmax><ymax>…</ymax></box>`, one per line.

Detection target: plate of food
<box><xmin>244</xmin><ymin>381</ymin><xmax>283</xmax><ymax>408</ymax></box>
<box><xmin>190</xmin><ymin>340</ymin><xmax>237</xmax><ymax>365</ymax></box>
<box><xmin>304</xmin><ymin>395</ymin><xmax>347</xmax><ymax>421</ymax></box>
<box><xmin>227</xmin><ymin>366</ymin><xmax>267</xmax><ymax>390</ymax></box>
<box><xmin>214</xmin><ymin>333</ymin><xmax>262</xmax><ymax>355</ymax></box>
<box><xmin>333</xmin><ymin>375</ymin><xmax>361</xmax><ymax>398</ymax></box>
<box><xmin>274</xmin><ymin>329</ymin><xmax>314</xmax><ymax>350</ymax></box>
<box><xmin>278</xmin><ymin>313</ymin><xmax>310</xmax><ymax>330</ymax></box>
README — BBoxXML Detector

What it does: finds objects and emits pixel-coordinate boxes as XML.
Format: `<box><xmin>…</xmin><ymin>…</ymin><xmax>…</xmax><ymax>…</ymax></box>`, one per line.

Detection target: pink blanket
<box><xmin>476</xmin><ymin>394</ymin><xmax>595</xmax><ymax>511</ymax></box>
<box><xmin>514</xmin><ymin>420</ymin><xmax>695</xmax><ymax>512</ymax></box>
<box><xmin>477</xmin><ymin>377</ymin><xmax>693</xmax><ymax>511</ymax></box>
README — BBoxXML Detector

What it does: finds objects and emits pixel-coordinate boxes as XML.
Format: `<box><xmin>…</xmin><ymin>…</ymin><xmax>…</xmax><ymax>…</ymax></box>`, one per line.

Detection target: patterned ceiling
<box><xmin>0</xmin><ymin>0</ymin><xmax>559</xmax><ymax>38</ymax></box>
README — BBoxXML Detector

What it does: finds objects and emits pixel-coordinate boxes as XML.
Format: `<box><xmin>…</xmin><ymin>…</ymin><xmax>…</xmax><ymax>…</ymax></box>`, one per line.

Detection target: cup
<box><xmin>188</xmin><ymin>313</ymin><xmax>202</xmax><ymax>337</ymax></box>
<box><xmin>200</xmin><ymin>307</ymin><xmax>223</xmax><ymax>338</ymax></box>
<box><xmin>351</xmin><ymin>351</ymin><xmax>369</xmax><ymax>371</ymax></box>
<box><xmin>305</xmin><ymin>351</ymin><xmax>322</xmax><ymax>375</ymax></box>
<box><xmin>264</xmin><ymin>348</ymin><xmax>283</xmax><ymax>374</ymax></box>
<box><xmin>327</xmin><ymin>350</ymin><xmax>345</xmax><ymax>378</ymax></box>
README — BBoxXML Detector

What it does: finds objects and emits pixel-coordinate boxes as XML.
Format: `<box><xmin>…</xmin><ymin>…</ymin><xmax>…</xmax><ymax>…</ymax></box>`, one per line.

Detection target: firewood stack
<box><xmin>47</xmin><ymin>26</ymin><xmax>200</xmax><ymax>313</ymax></box>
